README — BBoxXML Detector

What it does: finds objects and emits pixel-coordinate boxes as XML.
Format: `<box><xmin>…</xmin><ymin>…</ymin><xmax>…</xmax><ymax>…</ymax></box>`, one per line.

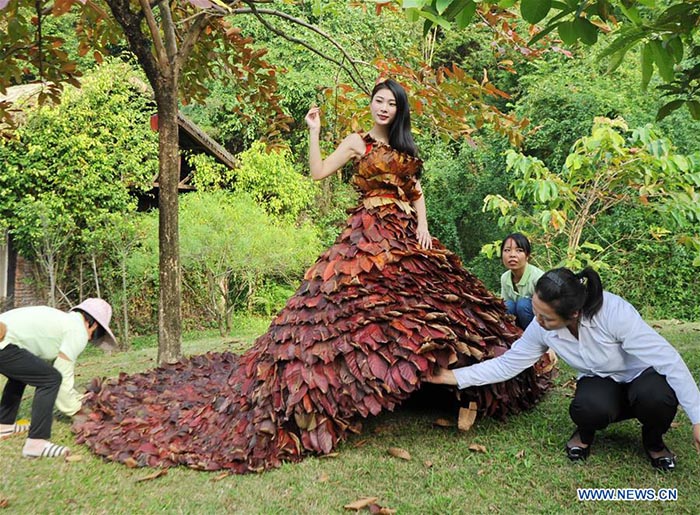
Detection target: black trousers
<box><xmin>569</xmin><ymin>367</ymin><xmax>678</xmax><ymax>451</ymax></box>
<box><xmin>0</xmin><ymin>344</ymin><xmax>62</xmax><ymax>439</ymax></box>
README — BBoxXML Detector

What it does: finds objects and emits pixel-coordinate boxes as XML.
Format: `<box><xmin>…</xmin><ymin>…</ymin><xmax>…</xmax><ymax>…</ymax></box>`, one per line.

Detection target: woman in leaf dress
<box><xmin>73</xmin><ymin>79</ymin><xmax>552</xmax><ymax>473</ymax></box>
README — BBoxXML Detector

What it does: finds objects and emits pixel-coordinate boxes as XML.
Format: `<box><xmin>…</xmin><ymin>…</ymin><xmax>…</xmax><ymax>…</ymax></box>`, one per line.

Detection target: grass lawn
<box><xmin>1</xmin><ymin>317</ymin><xmax>699</xmax><ymax>514</ymax></box>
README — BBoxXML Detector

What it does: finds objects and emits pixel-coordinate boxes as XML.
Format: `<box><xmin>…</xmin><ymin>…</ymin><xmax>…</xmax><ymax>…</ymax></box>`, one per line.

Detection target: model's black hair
<box><xmin>535</xmin><ymin>267</ymin><xmax>604</xmax><ymax>320</ymax></box>
<box><xmin>371</xmin><ymin>79</ymin><xmax>419</xmax><ymax>158</ymax></box>
<box><xmin>74</xmin><ymin>309</ymin><xmax>106</xmax><ymax>342</ymax></box>
<box><xmin>500</xmin><ymin>232</ymin><xmax>532</xmax><ymax>256</ymax></box>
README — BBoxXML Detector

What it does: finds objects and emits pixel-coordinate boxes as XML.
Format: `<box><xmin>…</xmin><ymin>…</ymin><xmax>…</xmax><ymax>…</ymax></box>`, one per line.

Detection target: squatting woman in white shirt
<box><xmin>427</xmin><ymin>267</ymin><xmax>700</xmax><ymax>471</ymax></box>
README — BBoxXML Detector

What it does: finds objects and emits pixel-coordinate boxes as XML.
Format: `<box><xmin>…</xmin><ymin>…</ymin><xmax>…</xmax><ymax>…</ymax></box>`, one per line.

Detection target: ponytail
<box><xmin>576</xmin><ymin>267</ymin><xmax>603</xmax><ymax>318</ymax></box>
<box><xmin>535</xmin><ymin>267</ymin><xmax>604</xmax><ymax>320</ymax></box>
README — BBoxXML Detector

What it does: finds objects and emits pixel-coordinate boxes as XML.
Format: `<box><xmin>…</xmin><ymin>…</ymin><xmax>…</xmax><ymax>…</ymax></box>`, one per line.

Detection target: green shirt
<box><xmin>500</xmin><ymin>263</ymin><xmax>545</xmax><ymax>302</ymax></box>
<box><xmin>0</xmin><ymin>306</ymin><xmax>88</xmax><ymax>415</ymax></box>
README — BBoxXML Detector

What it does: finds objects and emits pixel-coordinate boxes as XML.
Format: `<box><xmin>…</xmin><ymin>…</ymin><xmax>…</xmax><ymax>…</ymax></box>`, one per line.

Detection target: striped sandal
<box><xmin>22</xmin><ymin>442</ymin><xmax>70</xmax><ymax>458</ymax></box>
<box><xmin>0</xmin><ymin>421</ymin><xmax>31</xmax><ymax>440</ymax></box>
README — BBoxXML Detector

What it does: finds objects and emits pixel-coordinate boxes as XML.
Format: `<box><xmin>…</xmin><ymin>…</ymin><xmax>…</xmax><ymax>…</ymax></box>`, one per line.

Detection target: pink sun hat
<box><xmin>71</xmin><ymin>298</ymin><xmax>117</xmax><ymax>347</ymax></box>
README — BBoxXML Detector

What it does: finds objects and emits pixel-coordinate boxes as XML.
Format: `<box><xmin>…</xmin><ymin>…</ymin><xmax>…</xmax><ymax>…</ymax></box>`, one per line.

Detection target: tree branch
<box><xmin>158</xmin><ymin>0</ymin><xmax>179</xmax><ymax>65</ymax></box>
<box><xmin>105</xmin><ymin>0</ymin><xmax>160</xmax><ymax>87</ymax></box>
<box><xmin>232</xmin><ymin>4</ymin><xmax>371</xmax><ymax>94</ymax></box>
<box><xmin>138</xmin><ymin>0</ymin><xmax>168</xmax><ymax>66</ymax></box>
<box><xmin>177</xmin><ymin>12</ymin><xmax>213</xmax><ymax>73</ymax></box>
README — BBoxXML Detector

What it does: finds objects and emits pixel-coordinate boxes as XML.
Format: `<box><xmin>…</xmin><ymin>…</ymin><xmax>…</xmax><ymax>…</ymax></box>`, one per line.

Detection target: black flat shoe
<box><xmin>645</xmin><ymin>446</ymin><xmax>676</xmax><ymax>471</ymax></box>
<box><xmin>565</xmin><ymin>443</ymin><xmax>590</xmax><ymax>461</ymax></box>
<box><xmin>565</xmin><ymin>431</ymin><xmax>590</xmax><ymax>461</ymax></box>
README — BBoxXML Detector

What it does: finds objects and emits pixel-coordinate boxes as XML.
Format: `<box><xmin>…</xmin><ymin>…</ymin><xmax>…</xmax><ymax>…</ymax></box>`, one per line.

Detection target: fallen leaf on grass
<box><xmin>369</xmin><ymin>504</ymin><xmax>396</xmax><ymax>514</ymax></box>
<box><xmin>468</xmin><ymin>444</ymin><xmax>487</xmax><ymax>453</ymax></box>
<box><xmin>212</xmin><ymin>472</ymin><xmax>229</xmax><ymax>481</ymax></box>
<box><xmin>0</xmin><ymin>498</ymin><xmax>9</xmax><ymax>509</ymax></box>
<box><xmin>387</xmin><ymin>447</ymin><xmax>411</xmax><ymax>460</ymax></box>
<box><xmin>320</xmin><ymin>452</ymin><xmax>339</xmax><ymax>458</ymax></box>
<box><xmin>515</xmin><ymin>450</ymin><xmax>525</xmax><ymax>459</ymax></box>
<box><xmin>477</xmin><ymin>469</ymin><xmax>485</xmax><ymax>476</ymax></box>
<box><xmin>65</xmin><ymin>455</ymin><xmax>83</xmax><ymax>463</ymax></box>
<box><xmin>124</xmin><ymin>457</ymin><xmax>139</xmax><ymax>468</ymax></box>
<box><xmin>423</xmin><ymin>460</ymin><xmax>433</xmax><ymax>468</ymax></box>
<box><xmin>561</xmin><ymin>379</ymin><xmax>577</xmax><ymax>390</ymax></box>
<box><xmin>344</xmin><ymin>497</ymin><xmax>378</xmax><ymax>511</ymax></box>
<box><xmin>433</xmin><ymin>418</ymin><xmax>453</xmax><ymax>428</ymax></box>
<box><xmin>353</xmin><ymin>439</ymin><xmax>369</xmax><ymax>448</ymax></box>
<box><xmin>458</xmin><ymin>402</ymin><xmax>477</xmax><ymax>432</ymax></box>
<box><xmin>318</xmin><ymin>473</ymin><xmax>330</xmax><ymax>482</ymax></box>
<box><xmin>135</xmin><ymin>469</ymin><xmax>168</xmax><ymax>482</ymax></box>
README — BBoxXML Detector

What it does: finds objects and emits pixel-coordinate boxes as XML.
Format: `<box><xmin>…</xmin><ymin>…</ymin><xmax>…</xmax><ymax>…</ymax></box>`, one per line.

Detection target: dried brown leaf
<box><xmin>458</xmin><ymin>402</ymin><xmax>477</xmax><ymax>432</ymax></box>
<box><xmin>387</xmin><ymin>447</ymin><xmax>411</xmax><ymax>460</ymax></box>
<box><xmin>344</xmin><ymin>497</ymin><xmax>379</xmax><ymax>510</ymax></box>
<box><xmin>352</xmin><ymin>439</ymin><xmax>369</xmax><ymax>448</ymax></box>
<box><xmin>64</xmin><ymin>455</ymin><xmax>83</xmax><ymax>463</ymax></box>
<box><xmin>468</xmin><ymin>444</ymin><xmax>487</xmax><ymax>453</ymax></box>
<box><xmin>0</xmin><ymin>498</ymin><xmax>9</xmax><ymax>509</ymax></box>
<box><xmin>124</xmin><ymin>457</ymin><xmax>139</xmax><ymax>468</ymax></box>
<box><xmin>135</xmin><ymin>469</ymin><xmax>168</xmax><ymax>482</ymax></box>
<box><xmin>212</xmin><ymin>472</ymin><xmax>229</xmax><ymax>481</ymax></box>
<box><xmin>320</xmin><ymin>452</ymin><xmax>339</xmax><ymax>459</ymax></box>
<box><xmin>423</xmin><ymin>460</ymin><xmax>433</xmax><ymax>468</ymax></box>
<box><xmin>515</xmin><ymin>449</ymin><xmax>525</xmax><ymax>459</ymax></box>
<box><xmin>433</xmin><ymin>418</ymin><xmax>453</xmax><ymax>428</ymax></box>
<box><xmin>318</xmin><ymin>473</ymin><xmax>330</xmax><ymax>482</ymax></box>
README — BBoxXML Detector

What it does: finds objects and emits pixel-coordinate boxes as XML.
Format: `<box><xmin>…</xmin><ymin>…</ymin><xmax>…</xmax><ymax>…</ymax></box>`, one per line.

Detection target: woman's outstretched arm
<box><xmin>305</xmin><ymin>106</ymin><xmax>364</xmax><ymax>180</ymax></box>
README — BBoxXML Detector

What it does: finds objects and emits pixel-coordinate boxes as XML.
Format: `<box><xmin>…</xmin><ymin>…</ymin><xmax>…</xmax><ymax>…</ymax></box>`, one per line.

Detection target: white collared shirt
<box><xmin>453</xmin><ymin>292</ymin><xmax>700</xmax><ymax>424</ymax></box>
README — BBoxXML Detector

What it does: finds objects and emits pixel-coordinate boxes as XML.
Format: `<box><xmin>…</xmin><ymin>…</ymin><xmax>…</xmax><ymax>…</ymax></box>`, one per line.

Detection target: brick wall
<box><xmin>12</xmin><ymin>254</ymin><xmax>43</xmax><ymax>308</ymax></box>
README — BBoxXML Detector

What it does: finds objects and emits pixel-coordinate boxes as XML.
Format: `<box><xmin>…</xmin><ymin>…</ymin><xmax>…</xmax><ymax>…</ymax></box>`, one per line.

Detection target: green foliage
<box><xmin>129</xmin><ymin>191</ymin><xmax>322</xmax><ymax>335</ymax></box>
<box><xmin>421</xmin><ymin>136</ymin><xmax>511</xmax><ymax>260</ymax></box>
<box><xmin>0</xmin><ymin>59</ymin><xmax>156</xmax><ymax>258</ymax></box>
<box><xmin>482</xmin><ymin>117</ymin><xmax>700</xmax><ymax>270</ymax></box>
<box><xmin>187</xmin><ymin>152</ymin><xmax>234</xmax><ymax>191</ymax></box>
<box><xmin>0</xmin><ymin>59</ymin><xmax>157</xmax><ymax>311</ymax></box>
<box><xmin>407</xmin><ymin>1</ymin><xmax>700</xmax><ymax>120</ymax></box>
<box><xmin>513</xmin><ymin>49</ymin><xmax>700</xmax><ymax>171</ymax></box>
<box><xmin>231</xmin><ymin>141</ymin><xmax>319</xmax><ymax>223</ymax></box>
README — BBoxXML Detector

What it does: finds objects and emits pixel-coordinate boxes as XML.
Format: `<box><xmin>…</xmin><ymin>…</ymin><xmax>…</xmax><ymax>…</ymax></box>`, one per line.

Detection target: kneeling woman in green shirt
<box><xmin>500</xmin><ymin>232</ymin><xmax>544</xmax><ymax>330</ymax></box>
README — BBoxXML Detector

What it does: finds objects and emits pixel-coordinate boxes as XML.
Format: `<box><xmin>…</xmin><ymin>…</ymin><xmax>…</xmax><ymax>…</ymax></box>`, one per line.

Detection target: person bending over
<box><xmin>0</xmin><ymin>299</ymin><xmax>116</xmax><ymax>458</ymax></box>
<box><xmin>427</xmin><ymin>267</ymin><xmax>700</xmax><ymax>471</ymax></box>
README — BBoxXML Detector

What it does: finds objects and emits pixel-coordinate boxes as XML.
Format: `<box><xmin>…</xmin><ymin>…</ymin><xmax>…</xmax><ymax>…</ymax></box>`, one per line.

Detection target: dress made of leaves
<box><xmin>73</xmin><ymin>134</ymin><xmax>551</xmax><ymax>473</ymax></box>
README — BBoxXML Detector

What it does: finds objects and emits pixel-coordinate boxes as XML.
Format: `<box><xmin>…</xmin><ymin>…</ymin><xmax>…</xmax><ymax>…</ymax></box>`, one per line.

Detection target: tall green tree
<box><xmin>1</xmin><ymin>0</ymin><xmax>368</xmax><ymax>363</ymax></box>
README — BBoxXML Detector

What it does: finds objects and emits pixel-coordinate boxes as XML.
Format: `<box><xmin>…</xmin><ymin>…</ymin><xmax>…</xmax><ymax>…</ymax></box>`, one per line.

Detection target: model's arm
<box><xmin>305</xmin><ymin>107</ymin><xmax>363</xmax><ymax>180</ymax></box>
<box><xmin>413</xmin><ymin>180</ymin><xmax>432</xmax><ymax>249</ymax></box>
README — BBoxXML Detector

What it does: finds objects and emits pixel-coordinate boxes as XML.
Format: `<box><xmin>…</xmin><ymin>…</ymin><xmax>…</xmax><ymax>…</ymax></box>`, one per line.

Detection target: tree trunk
<box><xmin>155</xmin><ymin>83</ymin><xmax>182</xmax><ymax>364</ymax></box>
<box><xmin>120</xmin><ymin>250</ymin><xmax>130</xmax><ymax>350</ymax></box>
<box><xmin>91</xmin><ymin>254</ymin><xmax>101</xmax><ymax>298</ymax></box>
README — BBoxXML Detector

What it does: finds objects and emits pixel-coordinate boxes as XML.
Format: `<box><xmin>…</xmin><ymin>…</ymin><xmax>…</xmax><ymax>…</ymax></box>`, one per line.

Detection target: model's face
<box><xmin>501</xmin><ymin>238</ymin><xmax>528</xmax><ymax>273</ymax></box>
<box><xmin>370</xmin><ymin>88</ymin><xmax>397</xmax><ymax>127</ymax></box>
<box><xmin>532</xmin><ymin>293</ymin><xmax>571</xmax><ymax>331</ymax></box>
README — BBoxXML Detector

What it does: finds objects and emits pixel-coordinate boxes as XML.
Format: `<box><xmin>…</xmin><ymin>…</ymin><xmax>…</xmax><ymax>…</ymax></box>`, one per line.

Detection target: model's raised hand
<box><xmin>305</xmin><ymin>106</ymin><xmax>321</xmax><ymax>132</ymax></box>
